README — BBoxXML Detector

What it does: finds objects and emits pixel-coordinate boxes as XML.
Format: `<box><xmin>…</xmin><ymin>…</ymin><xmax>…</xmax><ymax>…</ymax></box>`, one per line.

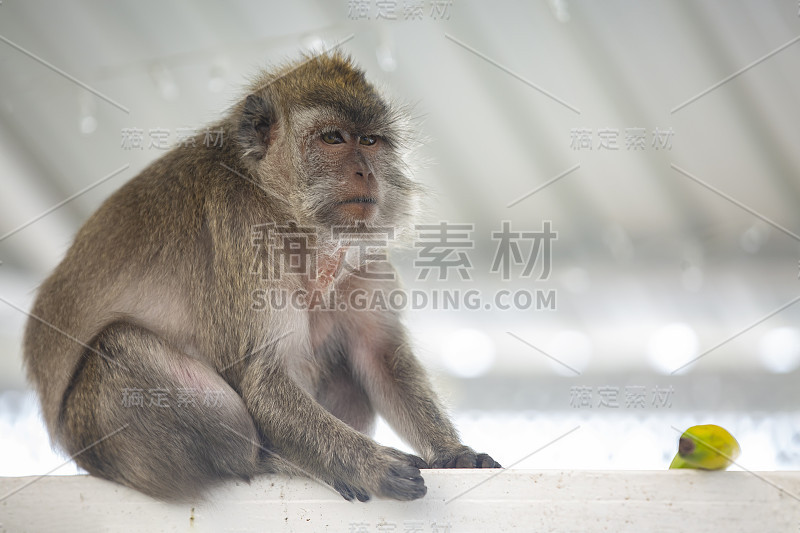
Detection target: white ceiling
<box><xmin>1</xmin><ymin>0</ymin><xmax>799</xmax><ymax>385</ymax></box>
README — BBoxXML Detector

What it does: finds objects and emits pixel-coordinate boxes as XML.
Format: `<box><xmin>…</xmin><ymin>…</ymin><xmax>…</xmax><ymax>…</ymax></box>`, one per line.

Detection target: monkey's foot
<box><xmin>430</xmin><ymin>446</ymin><xmax>502</xmax><ymax>469</ymax></box>
<box><xmin>329</xmin><ymin>448</ymin><xmax>427</xmax><ymax>502</ymax></box>
<box><xmin>377</xmin><ymin>449</ymin><xmax>428</xmax><ymax>501</ymax></box>
<box><xmin>333</xmin><ymin>480</ymin><xmax>371</xmax><ymax>502</ymax></box>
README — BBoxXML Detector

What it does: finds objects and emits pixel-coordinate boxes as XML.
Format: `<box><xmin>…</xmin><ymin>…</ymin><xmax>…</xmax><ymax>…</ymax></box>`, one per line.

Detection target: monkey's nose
<box><xmin>354</xmin><ymin>171</ymin><xmax>374</xmax><ymax>181</ymax></box>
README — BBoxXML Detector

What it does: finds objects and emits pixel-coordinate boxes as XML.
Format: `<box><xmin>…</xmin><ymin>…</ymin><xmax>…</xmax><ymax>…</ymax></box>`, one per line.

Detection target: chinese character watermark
<box><xmin>120</xmin><ymin>127</ymin><xmax>224</xmax><ymax>150</ymax></box>
<box><xmin>491</xmin><ymin>220</ymin><xmax>557</xmax><ymax>281</ymax></box>
<box><xmin>249</xmin><ymin>220</ymin><xmax>558</xmax><ymax>312</ymax></box>
<box><xmin>570</xmin><ymin>127</ymin><xmax>674</xmax><ymax>151</ymax></box>
<box><xmin>414</xmin><ymin>222</ymin><xmax>473</xmax><ymax>281</ymax></box>
<box><xmin>121</xmin><ymin>387</ymin><xmax>231</xmax><ymax>409</ymax></box>
<box><xmin>347</xmin><ymin>0</ymin><xmax>453</xmax><ymax>20</ymax></box>
<box><xmin>347</xmin><ymin>521</ymin><xmax>452</xmax><ymax>533</ymax></box>
<box><xmin>569</xmin><ymin>385</ymin><xmax>674</xmax><ymax>408</ymax></box>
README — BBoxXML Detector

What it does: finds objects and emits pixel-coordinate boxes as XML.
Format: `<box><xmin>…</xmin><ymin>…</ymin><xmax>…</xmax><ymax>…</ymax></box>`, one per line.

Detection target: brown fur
<box><xmin>23</xmin><ymin>53</ymin><xmax>499</xmax><ymax>502</ymax></box>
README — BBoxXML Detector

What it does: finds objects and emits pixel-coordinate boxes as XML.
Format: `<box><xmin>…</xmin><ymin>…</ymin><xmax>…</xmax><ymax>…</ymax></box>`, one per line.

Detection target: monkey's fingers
<box><xmin>377</xmin><ymin>449</ymin><xmax>428</xmax><ymax>501</ymax></box>
<box><xmin>431</xmin><ymin>448</ymin><xmax>502</xmax><ymax>469</ymax></box>
<box><xmin>333</xmin><ymin>480</ymin><xmax>370</xmax><ymax>502</ymax></box>
<box><xmin>407</xmin><ymin>453</ymin><xmax>429</xmax><ymax>469</ymax></box>
<box><xmin>430</xmin><ymin>449</ymin><xmax>473</xmax><ymax>468</ymax></box>
<box><xmin>380</xmin><ymin>465</ymin><xmax>427</xmax><ymax>501</ymax></box>
<box><xmin>476</xmin><ymin>453</ymin><xmax>502</xmax><ymax>469</ymax></box>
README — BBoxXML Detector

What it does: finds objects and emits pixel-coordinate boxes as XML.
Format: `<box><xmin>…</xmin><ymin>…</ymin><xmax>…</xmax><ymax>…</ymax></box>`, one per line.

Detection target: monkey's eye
<box><xmin>359</xmin><ymin>135</ymin><xmax>377</xmax><ymax>146</ymax></box>
<box><xmin>321</xmin><ymin>131</ymin><xmax>345</xmax><ymax>144</ymax></box>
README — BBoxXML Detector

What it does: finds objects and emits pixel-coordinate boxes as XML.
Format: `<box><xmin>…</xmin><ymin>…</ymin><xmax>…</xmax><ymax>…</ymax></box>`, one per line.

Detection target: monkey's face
<box><xmin>302</xmin><ymin>124</ymin><xmax>397</xmax><ymax>228</ymax></box>
<box><xmin>236</xmin><ymin>54</ymin><xmax>420</xmax><ymax>240</ymax></box>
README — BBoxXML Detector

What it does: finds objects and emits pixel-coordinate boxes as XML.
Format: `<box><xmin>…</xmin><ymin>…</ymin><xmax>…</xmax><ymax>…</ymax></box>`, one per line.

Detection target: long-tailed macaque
<box><xmin>23</xmin><ymin>52</ymin><xmax>500</xmax><ymax>502</ymax></box>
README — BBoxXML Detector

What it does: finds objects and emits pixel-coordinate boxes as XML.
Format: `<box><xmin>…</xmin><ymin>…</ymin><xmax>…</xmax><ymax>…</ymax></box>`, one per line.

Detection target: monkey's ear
<box><xmin>237</xmin><ymin>94</ymin><xmax>273</xmax><ymax>160</ymax></box>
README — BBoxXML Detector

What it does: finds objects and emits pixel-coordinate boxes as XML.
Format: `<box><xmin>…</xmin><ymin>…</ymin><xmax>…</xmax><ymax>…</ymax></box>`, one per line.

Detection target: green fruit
<box><xmin>669</xmin><ymin>424</ymin><xmax>740</xmax><ymax>470</ymax></box>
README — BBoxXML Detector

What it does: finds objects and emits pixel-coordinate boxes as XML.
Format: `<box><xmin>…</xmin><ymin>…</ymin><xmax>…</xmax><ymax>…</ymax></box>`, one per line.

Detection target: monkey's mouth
<box><xmin>334</xmin><ymin>196</ymin><xmax>379</xmax><ymax>223</ymax></box>
<box><xmin>337</xmin><ymin>196</ymin><xmax>377</xmax><ymax>206</ymax></box>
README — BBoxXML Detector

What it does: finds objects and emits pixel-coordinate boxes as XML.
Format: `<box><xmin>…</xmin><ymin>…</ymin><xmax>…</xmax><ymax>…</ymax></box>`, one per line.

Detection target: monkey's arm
<box><xmin>355</xmin><ymin>332</ymin><xmax>501</xmax><ymax>469</ymax></box>
<box><xmin>239</xmin><ymin>356</ymin><xmax>428</xmax><ymax>501</ymax></box>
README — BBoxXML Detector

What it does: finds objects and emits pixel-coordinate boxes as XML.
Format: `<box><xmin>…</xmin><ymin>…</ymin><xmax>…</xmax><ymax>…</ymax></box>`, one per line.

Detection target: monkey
<box><xmin>22</xmin><ymin>52</ymin><xmax>500</xmax><ymax>503</ymax></box>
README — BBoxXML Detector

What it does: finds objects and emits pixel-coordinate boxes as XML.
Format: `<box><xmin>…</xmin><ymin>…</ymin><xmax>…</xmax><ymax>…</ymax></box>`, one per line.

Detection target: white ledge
<box><xmin>2</xmin><ymin>470</ymin><xmax>799</xmax><ymax>532</ymax></box>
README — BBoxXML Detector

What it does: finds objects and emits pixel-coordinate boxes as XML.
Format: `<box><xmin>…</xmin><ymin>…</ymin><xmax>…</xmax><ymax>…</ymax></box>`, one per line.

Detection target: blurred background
<box><xmin>1</xmin><ymin>0</ymin><xmax>799</xmax><ymax>477</ymax></box>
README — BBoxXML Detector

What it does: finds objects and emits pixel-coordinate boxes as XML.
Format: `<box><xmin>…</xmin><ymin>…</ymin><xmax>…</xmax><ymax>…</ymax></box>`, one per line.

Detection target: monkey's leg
<box><xmin>355</xmin><ymin>337</ymin><xmax>502</xmax><ymax>469</ymax></box>
<box><xmin>240</xmin><ymin>358</ymin><xmax>427</xmax><ymax>502</ymax></box>
<box><xmin>315</xmin><ymin>364</ymin><xmax>376</xmax><ymax>435</ymax></box>
<box><xmin>59</xmin><ymin>322</ymin><xmax>260</xmax><ymax>501</ymax></box>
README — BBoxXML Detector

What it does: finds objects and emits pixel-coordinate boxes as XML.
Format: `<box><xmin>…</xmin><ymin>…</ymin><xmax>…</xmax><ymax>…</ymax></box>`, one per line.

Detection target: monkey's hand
<box><xmin>429</xmin><ymin>446</ymin><xmax>502</xmax><ymax>469</ymax></box>
<box><xmin>333</xmin><ymin>447</ymin><xmax>428</xmax><ymax>502</ymax></box>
